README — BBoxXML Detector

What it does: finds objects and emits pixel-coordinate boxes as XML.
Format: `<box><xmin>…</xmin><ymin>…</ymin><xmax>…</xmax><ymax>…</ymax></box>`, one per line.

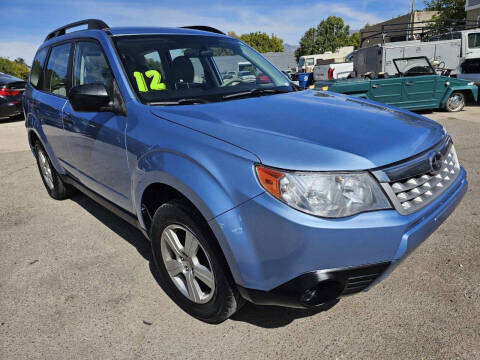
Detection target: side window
<box><xmin>143</xmin><ymin>51</ymin><xmax>164</xmax><ymax>74</ymax></box>
<box><xmin>468</xmin><ymin>33</ymin><xmax>480</xmax><ymax>49</ymax></box>
<box><xmin>45</xmin><ymin>43</ymin><xmax>71</xmax><ymax>96</ymax></box>
<box><xmin>30</xmin><ymin>47</ymin><xmax>48</xmax><ymax>89</ymax></box>
<box><xmin>73</xmin><ymin>41</ymin><xmax>113</xmax><ymax>95</ymax></box>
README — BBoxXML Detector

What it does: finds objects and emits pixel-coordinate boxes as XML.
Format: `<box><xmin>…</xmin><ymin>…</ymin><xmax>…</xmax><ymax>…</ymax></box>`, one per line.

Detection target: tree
<box><xmin>295</xmin><ymin>27</ymin><xmax>317</xmax><ymax>61</ymax></box>
<box><xmin>0</xmin><ymin>57</ymin><xmax>30</xmax><ymax>80</ymax></box>
<box><xmin>233</xmin><ymin>31</ymin><xmax>284</xmax><ymax>53</ymax></box>
<box><xmin>295</xmin><ymin>16</ymin><xmax>351</xmax><ymax>61</ymax></box>
<box><xmin>424</xmin><ymin>0</ymin><xmax>466</xmax><ymax>20</ymax></box>
<box><xmin>424</xmin><ymin>0</ymin><xmax>467</xmax><ymax>33</ymax></box>
<box><xmin>347</xmin><ymin>32</ymin><xmax>360</xmax><ymax>49</ymax></box>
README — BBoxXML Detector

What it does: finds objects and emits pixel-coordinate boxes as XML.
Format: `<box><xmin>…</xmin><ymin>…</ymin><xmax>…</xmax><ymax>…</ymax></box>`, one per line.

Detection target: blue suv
<box><xmin>24</xmin><ymin>19</ymin><xmax>467</xmax><ymax>323</ymax></box>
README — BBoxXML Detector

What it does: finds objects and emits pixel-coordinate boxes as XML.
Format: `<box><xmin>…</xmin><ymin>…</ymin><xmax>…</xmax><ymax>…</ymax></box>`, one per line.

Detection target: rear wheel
<box><xmin>150</xmin><ymin>199</ymin><xmax>243</xmax><ymax>323</ymax></box>
<box><xmin>34</xmin><ymin>142</ymin><xmax>75</xmax><ymax>200</ymax></box>
<box><xmin>445</xmin><ymin>92</ymin><xmax>465</xmax><ymax>112</ymax></box>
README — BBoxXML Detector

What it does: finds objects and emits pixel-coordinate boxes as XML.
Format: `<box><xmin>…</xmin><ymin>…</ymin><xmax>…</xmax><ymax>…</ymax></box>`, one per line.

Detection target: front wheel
<box><xmin>445</xmin><ymin>92</ymin><xmax>465</xmax><ymax>112</ymax></box>
<box><xmin>150</xmin><ymin>199</ymin><xmax>243</xmax><ymax>323</ymax></box>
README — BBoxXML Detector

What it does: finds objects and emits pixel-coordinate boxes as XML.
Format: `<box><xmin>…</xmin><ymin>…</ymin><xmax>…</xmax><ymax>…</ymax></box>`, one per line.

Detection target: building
<box><xmin>466</xmin><ymin>0</ymin><xmax>480</xmax><ymax>24</ymax></box>
<box><xmin>360</xmin><ymin>11</ymin><xmax>439</xmax><ymax>47</ymax></box>
<box><xmin>262</xmin><ymin>51</ymin><xmax>297</xmax><ymax>72</ymax></box>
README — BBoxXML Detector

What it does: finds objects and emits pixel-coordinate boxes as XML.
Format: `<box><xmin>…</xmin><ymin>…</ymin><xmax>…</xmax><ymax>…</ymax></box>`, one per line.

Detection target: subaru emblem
<box><xmin>430</xmin><ymin>152</ymin><xmax>443</xmax><ymax>173</ymax></box>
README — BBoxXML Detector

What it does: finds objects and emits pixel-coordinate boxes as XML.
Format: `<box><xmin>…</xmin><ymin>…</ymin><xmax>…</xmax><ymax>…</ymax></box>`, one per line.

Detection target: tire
<box><xmin>150</xmin><ymin>198</ymin><xmax>243</xmax><ymax>323</ymax></box>
<box><xmin>445</xmin><ymin>91</ymin><xmax>465</xmax><ymax>112</ymax></box>
<box><xmin>34</xmin><ymin>142</ymin><xmax>76</xmax><ymax>200</ymax></box>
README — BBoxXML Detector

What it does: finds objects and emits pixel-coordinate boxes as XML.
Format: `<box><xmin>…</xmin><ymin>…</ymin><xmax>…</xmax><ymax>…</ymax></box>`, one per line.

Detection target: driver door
<box><xmin>369</xmin><ymin>77</ymin><xmax>404</xmax><ymax>106</ymax></box>
<box><xmin>394</xmin><ymin>57</ymin><xmax>437</xmax><ymax>110</ymax></box>
<box><xmin>402</xmin><ymin>75</ymin><xmax>437</xmax><ymax>110</ymax></box>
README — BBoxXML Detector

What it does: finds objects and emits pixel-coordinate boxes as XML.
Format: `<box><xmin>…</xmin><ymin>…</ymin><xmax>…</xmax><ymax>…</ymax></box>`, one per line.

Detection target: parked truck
<box><xmin>354</xmin><ymin>29</ymin><xmax>480</xmax><ymax>83</ymax></box>
<box><xmin>298</xmin><ymin>46</ymin><xmax>354</xmax><ymax>73</ymax></box>
<box><xmin>313</xmin><ymin>52</ymin><xmax>354</xmax><ymax>81</ymax></box>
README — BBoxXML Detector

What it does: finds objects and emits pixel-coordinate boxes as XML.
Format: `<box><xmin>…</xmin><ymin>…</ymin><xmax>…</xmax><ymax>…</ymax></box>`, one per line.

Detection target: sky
<box><xmin>0</xmin><ymin>0</ymin><xmax>426</xmax><ymax>65</ymax></box>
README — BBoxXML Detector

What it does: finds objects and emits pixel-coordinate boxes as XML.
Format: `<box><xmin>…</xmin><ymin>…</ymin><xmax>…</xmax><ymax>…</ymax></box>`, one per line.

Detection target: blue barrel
<box><xmin>297</xmin><ymin>72</ymin><xmax>313</xmax><ymax>88</ymax></box>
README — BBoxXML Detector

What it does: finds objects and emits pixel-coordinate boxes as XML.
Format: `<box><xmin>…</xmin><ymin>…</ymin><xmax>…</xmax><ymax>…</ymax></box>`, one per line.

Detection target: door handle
<box><xmin>405</xmin><ymin>82</ymin><xmax>414</xmax><ymax>86</ymax></box>
<box><xmin>372</xmin><ymin>84</ymin><xmax>379</xmax><ymax>88</ymax></box>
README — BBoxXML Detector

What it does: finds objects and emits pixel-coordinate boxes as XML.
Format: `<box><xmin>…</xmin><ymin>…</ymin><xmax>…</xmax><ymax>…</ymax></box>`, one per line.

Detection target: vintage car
<box><xmin>316</xmin><ymin>56</ymin><xmax>478</xmax><ymax>112</ymax></box>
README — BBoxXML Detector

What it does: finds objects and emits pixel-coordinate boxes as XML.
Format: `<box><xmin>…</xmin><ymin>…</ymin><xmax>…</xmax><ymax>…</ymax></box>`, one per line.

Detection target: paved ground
<box><xmin>1</xmin><ymin>107</ymin><xmax>479</xmax><ymax>360</ymax></box>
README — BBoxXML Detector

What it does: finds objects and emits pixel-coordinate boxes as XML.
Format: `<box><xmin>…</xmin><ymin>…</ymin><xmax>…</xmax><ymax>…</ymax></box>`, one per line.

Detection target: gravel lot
<box><xmin>1</xmin><ymin>107</ymin><xmax>479</xmax><ymax>360</ymax></box>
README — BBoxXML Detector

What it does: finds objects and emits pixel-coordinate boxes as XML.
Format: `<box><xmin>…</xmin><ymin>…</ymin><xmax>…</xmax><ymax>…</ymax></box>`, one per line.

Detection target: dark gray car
<box><xmin>0</xmin><ymin>73</ymin><xmax>25</xmax><ymax>119</ymax></box>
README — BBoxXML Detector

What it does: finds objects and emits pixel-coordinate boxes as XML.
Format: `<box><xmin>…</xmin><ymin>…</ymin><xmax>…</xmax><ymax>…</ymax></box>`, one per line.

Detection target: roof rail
<box><xmin>180</xmin><ymin>25</ymin><xmax>225</xmax><ymax>35</ymax></box>
<box><xmin>44</xmin><ymin>19</ymin><xmax>110</xmax><ymax>42</ymax></box>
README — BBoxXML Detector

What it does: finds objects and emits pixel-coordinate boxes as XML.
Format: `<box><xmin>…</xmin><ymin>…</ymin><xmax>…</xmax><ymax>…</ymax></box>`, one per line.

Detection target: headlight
<box><xmin>467</xmin><ymin>82</ymin><xmax>475</xmax><ymax>86</ymax></box>
<box><xmin>255</xmin><ymin>165</ymin><xmax>391</xmax><ymax>218</ymax></box>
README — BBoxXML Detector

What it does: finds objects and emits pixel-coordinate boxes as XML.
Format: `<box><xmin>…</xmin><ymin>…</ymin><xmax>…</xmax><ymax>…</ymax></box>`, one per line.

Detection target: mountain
<box><xmin>283</xmin><ymin>43</ymin><xmax>299</xmax><ymax>52</ymax></box>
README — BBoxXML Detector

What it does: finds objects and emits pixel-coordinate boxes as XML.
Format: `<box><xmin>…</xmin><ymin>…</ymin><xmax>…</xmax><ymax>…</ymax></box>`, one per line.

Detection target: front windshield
<box><xmin>394</xmin><ymin>57</ymin><xmax>434</xmax><ymax>76</ymax></box>
<box><xmin>114</xmin><ymin>35</ymin><xmax>292</xmax><ymax>104</ymax></box>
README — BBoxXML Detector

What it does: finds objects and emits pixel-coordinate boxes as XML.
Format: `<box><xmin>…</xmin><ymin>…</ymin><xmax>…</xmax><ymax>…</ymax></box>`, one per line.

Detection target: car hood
<box><xmin>150</xmin><ymin>90</ymin><xmax>445</xmax><ymax>171</ymax></box>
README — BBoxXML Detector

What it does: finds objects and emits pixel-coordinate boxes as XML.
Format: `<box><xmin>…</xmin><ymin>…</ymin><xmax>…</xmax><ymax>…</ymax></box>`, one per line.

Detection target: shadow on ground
<box><xmin>70</xmin><ymin>192</ymin><xmax>324</xmax><ymax>328</ymax></box>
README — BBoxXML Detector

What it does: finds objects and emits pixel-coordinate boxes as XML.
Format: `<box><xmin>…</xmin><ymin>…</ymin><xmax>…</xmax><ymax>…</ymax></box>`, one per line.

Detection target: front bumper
<box><xmin>209</xmin><ymin>167</ymin><xmax>467</xmax><ymax>308</ymax></box>
<box><xmin>238</xmin><ymin>262</ymin><xmax>391</xmax><ymax>310</ymax></box>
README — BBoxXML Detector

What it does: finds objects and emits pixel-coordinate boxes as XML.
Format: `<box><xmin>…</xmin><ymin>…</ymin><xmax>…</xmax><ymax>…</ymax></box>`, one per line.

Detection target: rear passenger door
<box><xmin>62</xmin><ymin>40</ymin><xmax>131</xmax><ymax>211</ymax></box>
<box><xmin>36</xmin><ymin>42</ymin><xmax>72</xmax><ymax>163</ymax></box>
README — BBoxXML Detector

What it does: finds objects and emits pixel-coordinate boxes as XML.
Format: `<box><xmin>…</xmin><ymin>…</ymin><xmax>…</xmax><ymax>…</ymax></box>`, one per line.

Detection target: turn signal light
<box><xmin>255</xmin><ymin>165</ymin><xmax>285</xmax><ymax>199</ymax></box>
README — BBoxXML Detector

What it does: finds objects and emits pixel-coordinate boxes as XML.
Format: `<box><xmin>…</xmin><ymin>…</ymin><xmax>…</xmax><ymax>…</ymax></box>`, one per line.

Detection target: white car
<box><xmin>237</xmin><ymin>71</ymin><xmax>256</xmax><ymax>83</ymax></box>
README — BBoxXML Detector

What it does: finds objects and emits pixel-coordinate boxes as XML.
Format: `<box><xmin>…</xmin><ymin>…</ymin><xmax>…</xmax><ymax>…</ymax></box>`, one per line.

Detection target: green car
<box><xmin>315</xmin><ymin>56</ymin><xmax>478</xmax><ymax>112</ymax></box>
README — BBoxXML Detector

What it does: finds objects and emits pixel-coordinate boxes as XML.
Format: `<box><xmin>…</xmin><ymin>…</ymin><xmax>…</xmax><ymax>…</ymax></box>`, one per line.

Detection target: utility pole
<box><xmin>409</xmin><ymin>0</ymin><xmax>416</xmax><ymax>39</ymax></box>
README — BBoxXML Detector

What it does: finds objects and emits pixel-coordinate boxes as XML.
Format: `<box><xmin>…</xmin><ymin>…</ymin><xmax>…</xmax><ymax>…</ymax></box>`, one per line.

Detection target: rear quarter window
<box><xmin>29</xmin><ymin>47</ymin><xmax>48</xmax><ymax>89</ymax></box>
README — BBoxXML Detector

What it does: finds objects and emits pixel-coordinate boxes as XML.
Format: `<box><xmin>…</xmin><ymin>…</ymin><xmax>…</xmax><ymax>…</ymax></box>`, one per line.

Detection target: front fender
<box><xmin>132</xmin><ymin>147</ymin><xmax>263</xmax><ymax>284</ymax></box>
<box><xmin>131</xmin><ymin>141</ymin><xmax>262</xmax><ymax>228</ymax></box>
<box><xmin>441</xmin><ymin>85</ymin><xmax>478</xmax><ymax>108</ymax></box>
<box><xmin>133</xmin><ymin>150</ymin><xmax>238</xmax><ymax>225</ymax></box>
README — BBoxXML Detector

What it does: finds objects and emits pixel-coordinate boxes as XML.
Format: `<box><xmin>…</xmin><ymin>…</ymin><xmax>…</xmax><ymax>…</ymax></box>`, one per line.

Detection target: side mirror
<box><xmin>68</xmin><ymin>84</ymin><xmax>111</xmax><ymax>112</ymax></box>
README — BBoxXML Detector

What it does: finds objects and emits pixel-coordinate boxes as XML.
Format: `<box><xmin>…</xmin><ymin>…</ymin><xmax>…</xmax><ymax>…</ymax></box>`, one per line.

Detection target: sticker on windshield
<box><xmin>133</xmin><ymin>70</ymin><xmax>166</xmax><ymax>92</ymax></box>
<box><xmin>145</xmin><ymin>70</ymin><xmax>166</xmax><ymax>90</ymax></box>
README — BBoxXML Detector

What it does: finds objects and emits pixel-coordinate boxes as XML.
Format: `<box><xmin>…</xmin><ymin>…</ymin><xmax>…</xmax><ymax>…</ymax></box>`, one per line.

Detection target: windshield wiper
<box><xmin>148</xmin><ymin>98</ymin><xmax>210</xmax><ymax>106</ymax></box>
<box><xmin>222</xmin><ymin>88</ymin><xmax>289</xmax><ymax>100</ymax></box>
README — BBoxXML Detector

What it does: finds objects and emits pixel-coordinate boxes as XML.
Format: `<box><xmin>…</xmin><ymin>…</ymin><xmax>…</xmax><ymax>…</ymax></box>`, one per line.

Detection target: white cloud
<box><xmin>0</xmin><ymin>40</ymin><xmax>41</xmax><ymax>65</ymax></box>
<box><xmin>73</xmin><ymin>1</ymin><xmax>388</xmax><ymax>43</ymax></box>
<box><xmin>0</xmin><ymin>1</ymin><xmax>392</xmax><ymax>63</ymax></box>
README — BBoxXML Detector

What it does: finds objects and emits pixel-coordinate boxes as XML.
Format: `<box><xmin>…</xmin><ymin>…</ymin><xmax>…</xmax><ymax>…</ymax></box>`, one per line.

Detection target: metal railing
<box><xmin>360</xmin><ymin>19</ymin><xmax>480</xmax><ymax>47</ymax></box>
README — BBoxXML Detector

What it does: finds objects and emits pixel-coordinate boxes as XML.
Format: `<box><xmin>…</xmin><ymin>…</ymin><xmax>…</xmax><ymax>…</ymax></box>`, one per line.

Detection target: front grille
<box><xmin>385</xmin><ymin>145</ymin><xmax>460</xmax><ymax>215</ymax></box>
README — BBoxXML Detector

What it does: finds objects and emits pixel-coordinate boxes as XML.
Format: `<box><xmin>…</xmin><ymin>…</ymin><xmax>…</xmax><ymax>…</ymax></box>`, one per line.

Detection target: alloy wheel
<box><xmin>37</xmin><ymin>148</ymin><xmax>54</xmax><ymax>190</ymax></box>
<box><xmin>446</xmin><ymin>93</ymin><xmax>464</xmax><ymax>112</ymax></box>
<box><xmin>160</xmin><ymin>224</ymin><xmax>215</xmax><ymax>304</ymax></box>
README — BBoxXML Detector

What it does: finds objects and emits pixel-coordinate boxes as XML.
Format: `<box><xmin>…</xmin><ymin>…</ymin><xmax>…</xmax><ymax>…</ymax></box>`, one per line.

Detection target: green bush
<box><xmin>0</xmin><ymin>57</ymin><xmax>30</xmax><ymax>80</ymax></box>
